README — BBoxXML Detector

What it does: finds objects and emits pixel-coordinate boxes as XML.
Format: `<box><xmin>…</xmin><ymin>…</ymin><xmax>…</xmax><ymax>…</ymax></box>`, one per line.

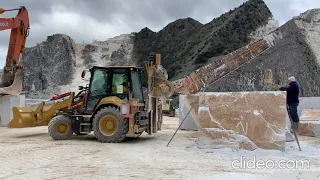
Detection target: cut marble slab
<box><xmin>299</xmin><ymin>109</ymin><xmax>320</xmax><ymax>137</ymax></box>
<box><xmin>186</xmin><ymin>91</ymin><xmax>287</xmax><ymax>151</ymax></box>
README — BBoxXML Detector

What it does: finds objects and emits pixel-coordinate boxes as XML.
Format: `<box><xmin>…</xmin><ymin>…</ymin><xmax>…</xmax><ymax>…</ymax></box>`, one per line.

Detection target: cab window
<box><xmin>112</xmin><ymin>73</ymin><xmax>128</xmax><ymax>94</ymax></box>
<box><xmin>111</xmin><ymin>69</ymin><xmax>129</xmax><ymax>99</ymax></box>
<box><xmin>131</xmin><ymin>70</ymin><xmax>144</xmax><ymax>102</ymax></box>
<box><xmin>90</xmin><ymin>69</ymin><xmax>108</xmax><ymax>96</ymax></box>
<box><xmin>86</xmin><ymin>68</ymin><xmax>109</xmax><ymax>111</ymax></box>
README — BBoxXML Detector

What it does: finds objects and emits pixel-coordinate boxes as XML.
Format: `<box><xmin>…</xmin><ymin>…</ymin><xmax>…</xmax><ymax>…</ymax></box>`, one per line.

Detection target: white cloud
<box><xmin>0</xmin><ymin>44</ymin><xmax>8</xmax><ymax>68</ymax></box>
<box><xmin>37</xmin><ymin>8</ymin><xmax>135</xmax><ymax>43</ymax></box>
<box><xmin>290</xmin><ymin>0</ymin><xmax>319</xmax><ymax>11</ymax></box>
<box><xmin>264</xmin><ymin>0</ymin><xmax>319</xmax><ymax>26</ymax></box>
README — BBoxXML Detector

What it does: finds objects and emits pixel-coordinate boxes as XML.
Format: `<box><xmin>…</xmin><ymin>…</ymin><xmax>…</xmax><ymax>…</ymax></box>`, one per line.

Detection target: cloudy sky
<box><xmin>0</xmin><ymin>0</ymin><xmax>318</xmax><ymax>67</ymax></box>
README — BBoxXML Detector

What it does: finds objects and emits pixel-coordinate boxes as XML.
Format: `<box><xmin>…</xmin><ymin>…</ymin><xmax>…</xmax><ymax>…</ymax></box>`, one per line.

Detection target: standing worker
<box><xmin>278</xmin><ymin>76</ymin><xmax>300</xmax><ymax>132</ymax></box>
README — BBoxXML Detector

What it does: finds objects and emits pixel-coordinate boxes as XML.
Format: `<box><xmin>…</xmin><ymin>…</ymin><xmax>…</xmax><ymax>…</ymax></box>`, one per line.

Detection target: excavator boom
<box><xmin>0</xmin><ymin>6</ymin><xmax>30</xmax><ymax>95</ymax></box>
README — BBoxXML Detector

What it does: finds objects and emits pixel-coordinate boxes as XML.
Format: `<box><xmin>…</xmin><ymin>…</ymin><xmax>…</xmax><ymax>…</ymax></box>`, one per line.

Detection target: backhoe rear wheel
<box><xmin>92</xmin><ymin>106</ymin><xmax>128</xmax><ymax>143</ymax></box>
<box><xmin>48</xmin><ymin>115</ymin><xmax>73</xmax><ymax>140</ymax></box>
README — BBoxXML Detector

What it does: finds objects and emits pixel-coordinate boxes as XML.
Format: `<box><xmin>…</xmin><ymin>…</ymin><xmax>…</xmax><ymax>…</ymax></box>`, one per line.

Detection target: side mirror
<box><xmin>81</xmin><ymin>70</ymin><xmax>86</xmax><ymax>78</ymax></box>
<box><xmin>78</xmin><ymin>86</ymin><xmax>84</xmax><ymax>90</ymax></box>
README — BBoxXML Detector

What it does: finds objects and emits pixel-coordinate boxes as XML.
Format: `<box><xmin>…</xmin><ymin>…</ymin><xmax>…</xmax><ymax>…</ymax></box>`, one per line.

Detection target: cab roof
<box><xmin>90</xmin><ymin>65</ymin><xmax>144</xmax><ymax>71</ymax></box>
<box><xmin>103</xmin><ymin>66</ymin><xmax>137</xmax><ymax>68</ymax></box>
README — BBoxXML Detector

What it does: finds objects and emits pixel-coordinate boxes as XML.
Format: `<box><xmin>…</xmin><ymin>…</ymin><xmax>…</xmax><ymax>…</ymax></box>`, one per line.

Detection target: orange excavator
<box><xmin>0</xmin><ymin>6</ymin><xmax>30</xmax><ymax>95</ymax></box>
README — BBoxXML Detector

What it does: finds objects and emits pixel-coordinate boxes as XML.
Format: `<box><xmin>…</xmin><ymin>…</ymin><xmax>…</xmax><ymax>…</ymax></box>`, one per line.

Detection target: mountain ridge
<box><xmin>132</xmin><ymin>0</ymin><xmax>274</xmax><ymax>80</ymax></box>
<box><xmin>205</xmin><ymin>8</ymin><xmax>320</xmax><ymax>97</ymax></box>
<box><xmin>13</xmin><ymin>0</ymin><xmax>285</xmax><ymax>99</ymax></box>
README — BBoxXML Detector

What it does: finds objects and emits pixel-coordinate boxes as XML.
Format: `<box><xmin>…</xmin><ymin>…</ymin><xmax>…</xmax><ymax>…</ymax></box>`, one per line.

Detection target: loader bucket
<box><xmin>8</xmin><ymin>92</ymin><xmax>75</xmax><ymax>128</ymax></box>
<box><xmin>0</xmin><ymin>69</ymin><xmax>22</xmax><ymax>95</ymax></box>
<box><xmin>7</xmin><ymin>102</ymin><xmax>49</xmax><ymax>128</ymax></box>
<box><xmin>8</xmin><ymin>107</ymin><xmax>38</xmax><ymax>128</ymax></box>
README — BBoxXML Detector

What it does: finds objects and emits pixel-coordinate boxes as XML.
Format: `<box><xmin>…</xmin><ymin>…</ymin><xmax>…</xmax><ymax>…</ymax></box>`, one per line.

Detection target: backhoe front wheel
<box><xmin>92</xmin><ymin>106</ymin><xmax>128</xmax><ymax>143</ymax></box>
<box><xmin>48</xmin><ymin>115</ymin><xmax>73</xmax><ymax>140</ymax></box>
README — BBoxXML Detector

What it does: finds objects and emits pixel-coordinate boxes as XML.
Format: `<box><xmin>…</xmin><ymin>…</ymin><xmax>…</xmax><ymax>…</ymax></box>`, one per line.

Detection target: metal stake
<box><xmin>166</xmin><ymin>78</ymin><xmax>210</xmax><ymax>147</ymax></box>
<box><xmin>166</xmin><ymin>102</ymin><xmax>194</xmax><ymax>147</ymax></box>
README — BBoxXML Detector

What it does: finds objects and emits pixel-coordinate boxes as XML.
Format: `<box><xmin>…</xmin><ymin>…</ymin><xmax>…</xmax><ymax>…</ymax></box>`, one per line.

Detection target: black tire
<box><xmin>92</xmin><ymin>106</ymin><xmax>128</xmax><ymax>143</ymax></box>
<box><xmin>48</xmin><ymin>115</ymin><xmax>73</xmax><ymax>140</ymax></box>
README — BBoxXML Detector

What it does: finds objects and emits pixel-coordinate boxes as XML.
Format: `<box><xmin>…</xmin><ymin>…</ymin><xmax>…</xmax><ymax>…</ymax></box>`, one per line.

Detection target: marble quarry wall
<box><xmin>181</xmin><ymin>91</ymin><xmax>288</xmax><ymax>151</ymax></box>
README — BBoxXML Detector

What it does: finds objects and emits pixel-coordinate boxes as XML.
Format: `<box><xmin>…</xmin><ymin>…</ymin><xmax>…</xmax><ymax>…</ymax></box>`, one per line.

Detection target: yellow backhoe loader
<box><xmin>8</xmin><ymin>53</ymin><xmax>179</xmax><ymax>143</ymax></box>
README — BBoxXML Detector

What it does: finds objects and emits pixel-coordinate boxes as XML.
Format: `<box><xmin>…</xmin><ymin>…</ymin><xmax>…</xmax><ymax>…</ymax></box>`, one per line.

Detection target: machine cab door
<box><xmin>130</xmin><ymin>68</ymin><xmax>144</xmax><ymax>103</ymax></box>
<box><xmin>110</xmin><ymin>68</ymin><xmax>130</xmax><ymax>100</ymax></box>
<box><xmin>85</xmin><ymin>67</ymin><xmax>110</xmax><ymax>112</ymax></box>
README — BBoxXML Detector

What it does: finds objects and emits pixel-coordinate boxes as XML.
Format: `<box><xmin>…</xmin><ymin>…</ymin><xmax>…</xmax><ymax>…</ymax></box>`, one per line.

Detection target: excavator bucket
<box><xmin>0</xmin><ymin>69</ymin><xmax>22</xmax><ymax>95</ymax></box>
<box><xmin>7</xmin><ymin>92</ymin><xmax>75</xmax><ymax>128</ymax></box>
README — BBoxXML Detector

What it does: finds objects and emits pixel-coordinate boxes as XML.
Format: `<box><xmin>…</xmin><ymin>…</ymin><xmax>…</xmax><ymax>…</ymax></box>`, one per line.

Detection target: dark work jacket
<box><xmin>279</xmin><ymin>81</ymin><xmax>300</xmax><ymax>105</ymax></box>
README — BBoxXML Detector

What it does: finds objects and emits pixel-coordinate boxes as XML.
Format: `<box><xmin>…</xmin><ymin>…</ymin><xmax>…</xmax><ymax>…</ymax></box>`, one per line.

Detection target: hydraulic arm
<box><xmin>0</xmin><ymin>6</ymin><xmax>30</xmax><ymax>95</ymax></box>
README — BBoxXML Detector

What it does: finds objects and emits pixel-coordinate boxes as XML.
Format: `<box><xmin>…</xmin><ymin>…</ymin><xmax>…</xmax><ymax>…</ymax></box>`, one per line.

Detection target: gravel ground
<box><xmin>0</xmin><ymin>117</ymin><xmax>320</xmax><ymax>180</ymax></box>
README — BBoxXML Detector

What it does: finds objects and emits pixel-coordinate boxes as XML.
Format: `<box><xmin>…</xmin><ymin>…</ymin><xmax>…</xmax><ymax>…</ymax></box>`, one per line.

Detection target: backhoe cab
<box><xmin>48</xmin><ymin>66</ymin><xmax>149</xmax><ymax>143</ymax></box>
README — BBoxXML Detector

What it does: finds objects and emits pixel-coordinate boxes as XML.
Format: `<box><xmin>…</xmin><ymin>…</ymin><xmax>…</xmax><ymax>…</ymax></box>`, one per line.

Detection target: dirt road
<box><xmin>0</xmin><ymin>117</ymin><xmax>320</xmax><ymax>179</ymax></box>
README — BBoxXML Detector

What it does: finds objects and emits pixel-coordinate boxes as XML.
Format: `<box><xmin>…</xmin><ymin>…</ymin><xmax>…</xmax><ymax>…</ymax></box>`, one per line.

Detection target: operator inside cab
<box><xmin>112</xmin><ymin>74</ymin><xmax>128</xmax><ymax>94</ymax></box>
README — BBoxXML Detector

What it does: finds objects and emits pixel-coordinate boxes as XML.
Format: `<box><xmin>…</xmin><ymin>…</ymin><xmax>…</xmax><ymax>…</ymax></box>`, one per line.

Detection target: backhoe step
<box><xmin>81</xmin><ymin>123</ymin><xmax>91</xmax><ymax>126</ymax></box>
<box><xmin>72</xmin><ymin>115</ymin><xmax>92</xmax><ymax>118</ymax></box>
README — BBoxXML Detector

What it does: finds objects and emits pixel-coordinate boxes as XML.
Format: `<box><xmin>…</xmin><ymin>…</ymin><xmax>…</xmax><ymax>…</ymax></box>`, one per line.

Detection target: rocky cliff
<box><xmin>77</xmin><ymin>34</ymin><xmax>134</xmax><ymax>69</ymax></box>
<box><xmin>206</xmin><ymin>8</ymin><xmax>320</xmax><ymax>97</ymax></box>
<box><xmin>19</xmin><ymin>33</ymin><xmax>135</xmax><ymax>98</ymax></box>
<box><xmin>21</xmin><ymin>34</ymin><xmax>77</xmax><ymax>99</ymax></box>
<box><xmin>132</xmin><ymin>0</ymin><xmax>274</xmax><ymax>80</ymax></box>
<box><xmin>19</xmin><ymin>0</ymin><xmax>275</xmax><ymax>99</ymax></box>
<box><xmin>60</xmin><ymin>34</ymin><xmax>135</xmax><ymax>93</ymax></box>
<box><xmin>16</xmin><ymin>1</ymin><xmax>320</xmax><ymax>101</ymax></box>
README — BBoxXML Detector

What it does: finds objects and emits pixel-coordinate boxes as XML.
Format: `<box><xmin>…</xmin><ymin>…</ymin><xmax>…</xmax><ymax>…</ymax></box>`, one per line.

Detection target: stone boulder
<box><xmin>184</xmin><ymin>91</ymin><xmax>287</xmax><ymax>151</ymax></box>
<box><xmin>21</xmin><ymin>34</ymin><xmax>77</xmax><ymax>99</ymax></box>
<box><xmin>299</xmin><ymin>109</ymin><xmax>320</xmax><ymax>137</ymax></box>
<box><xmin>197</xmin><ymin>128</ymin><xmax>258</xmax><ymax>151</ymax></box>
